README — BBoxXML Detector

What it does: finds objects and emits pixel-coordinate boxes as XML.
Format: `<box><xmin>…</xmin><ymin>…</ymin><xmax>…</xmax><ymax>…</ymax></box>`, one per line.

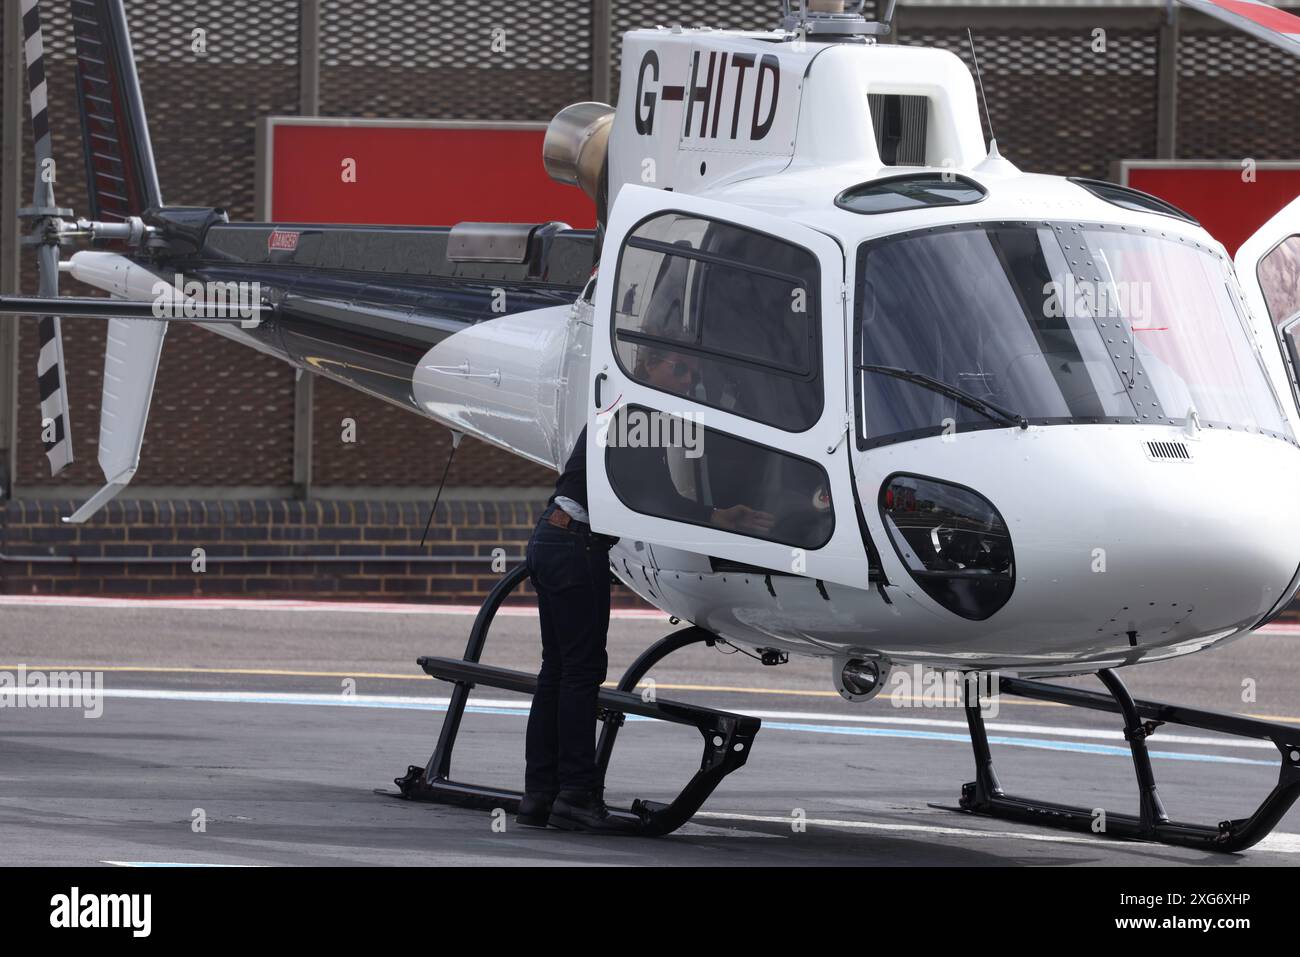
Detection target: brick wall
<box><xmin>310</xmin><ymin>380</ymin><xmax>556</xmax><ymax>488</ymax></box>
<box><xmin>0</xmin><ymin>496</ymin><xmax>647</xmax><ymax>607</ymax></box>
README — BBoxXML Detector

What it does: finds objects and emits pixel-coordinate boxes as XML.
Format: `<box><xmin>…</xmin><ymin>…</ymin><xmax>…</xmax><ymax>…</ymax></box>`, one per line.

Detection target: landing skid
<box><xmin>389</xmin><ymin>564</ymin><xmax>760</xmax><ymax>836</ymax></box>
<box><xmin>954</xmin><ymin>669</ymin><xmax>1300</xmax><ymax>852</ymax></box>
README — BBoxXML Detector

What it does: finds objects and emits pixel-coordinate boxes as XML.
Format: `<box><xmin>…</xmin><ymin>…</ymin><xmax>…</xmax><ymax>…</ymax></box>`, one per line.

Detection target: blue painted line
<box><xmin>758</xmin><ymin>721</ymin><xmax>1275</xmax><ymax>766</ymax></box>
<box><xmin>103</xmin><ymin>861</ymin><xmax>256</xmax><ymax>868</ymax></box>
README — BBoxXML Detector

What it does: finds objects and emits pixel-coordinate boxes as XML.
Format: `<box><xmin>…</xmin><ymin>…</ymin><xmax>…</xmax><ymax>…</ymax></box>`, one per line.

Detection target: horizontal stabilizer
<box><xmin>63</xmin><ymin>314</ymin><xmax>167</xmax><ymax>524</ymax></box>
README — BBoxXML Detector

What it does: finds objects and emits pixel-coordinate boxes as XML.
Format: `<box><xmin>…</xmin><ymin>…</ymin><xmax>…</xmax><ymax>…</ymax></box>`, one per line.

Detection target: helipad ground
<box><xmin>1</xmin><ymin>596</ymin><xmax>1298</xmax><ymax>866</ymax></box>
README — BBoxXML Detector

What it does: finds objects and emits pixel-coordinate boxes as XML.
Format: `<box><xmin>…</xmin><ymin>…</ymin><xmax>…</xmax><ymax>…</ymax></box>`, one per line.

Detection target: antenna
<box><xmin>966</xmin><ymin>28</ymin><xmax>997</xmax><ymax>149</ymax></box>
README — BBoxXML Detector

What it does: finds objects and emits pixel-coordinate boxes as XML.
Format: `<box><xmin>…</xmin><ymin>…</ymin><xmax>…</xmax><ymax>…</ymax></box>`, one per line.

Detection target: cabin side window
<box><xmin>611</xmin><ymin>212</ymin><xmax>823</xmax><ymax>432</ymax></box>
<box><xmin>1258</xmin><ymin>235</ymin><xmax>1300</xmax><ymax>400</ymax></box>
<box><xmin>1259</xmin><ymin>235</ymin><xmax>1300</xmax><ymax>328</ymax></box>
<box><xmin>603</xmin><ymin>405</ymin><xmax>835</xmax><ymax>550</ymax></box>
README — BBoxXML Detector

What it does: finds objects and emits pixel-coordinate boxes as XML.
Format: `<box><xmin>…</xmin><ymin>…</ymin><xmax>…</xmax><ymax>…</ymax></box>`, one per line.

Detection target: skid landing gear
<box><xmin>955</xmin><ymin>668</ymin><xmax>1300</xmax><ymax>852</ymax></box>
<box><xmin>389</xmin><ymin>564</ymin><xmax>760</xmax><ymax>836</ymax></box>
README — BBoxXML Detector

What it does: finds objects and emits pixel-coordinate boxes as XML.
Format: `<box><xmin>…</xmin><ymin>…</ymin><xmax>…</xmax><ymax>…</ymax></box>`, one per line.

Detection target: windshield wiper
<box><xmin>856</xmin><ymin>364</ymin><xmax>1029</xmax><ymax>430</ymax></box>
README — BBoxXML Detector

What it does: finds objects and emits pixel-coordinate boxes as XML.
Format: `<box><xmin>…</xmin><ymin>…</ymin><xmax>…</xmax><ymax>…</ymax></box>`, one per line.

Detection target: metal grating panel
<box><xmin>1177</xmin><ymin>26</ymin><xmax>1300</xmax><ymax>161</ymax></box>
<box><xmin>318</xmin><ymin>0</ymin><xmax>592</xmax><ymax>121</ymax></box>
<box><xmin>903</xmin><ymin>29</ymin><xmax>1160</xmax><ymax>178</ymax></box>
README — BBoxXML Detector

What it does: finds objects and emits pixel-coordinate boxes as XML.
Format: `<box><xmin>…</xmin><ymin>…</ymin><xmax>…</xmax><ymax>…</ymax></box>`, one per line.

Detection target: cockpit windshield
<box><xmin>854</xmin><ymin>222</ymin><xmax>1294</xmax><ymax>447</ymax></box>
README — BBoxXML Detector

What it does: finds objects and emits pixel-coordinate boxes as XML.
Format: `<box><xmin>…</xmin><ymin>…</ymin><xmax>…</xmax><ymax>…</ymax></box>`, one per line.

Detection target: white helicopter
<box><xmin>5</xmin><ymin>0</ymin><xmax>1300</xmax><ymax>848</ymax></box>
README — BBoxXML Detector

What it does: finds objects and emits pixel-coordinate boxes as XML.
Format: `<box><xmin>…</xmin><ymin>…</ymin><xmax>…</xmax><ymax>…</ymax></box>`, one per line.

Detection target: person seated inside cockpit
<box><xmin>621</xmin><ymin>343</ymin><xmax>775</xmax><ymax>537</ymax></box>
<box><xmin>634</xmin><ymin>342</ymin><xmax>700</xmax><ymax>402</ymax></box>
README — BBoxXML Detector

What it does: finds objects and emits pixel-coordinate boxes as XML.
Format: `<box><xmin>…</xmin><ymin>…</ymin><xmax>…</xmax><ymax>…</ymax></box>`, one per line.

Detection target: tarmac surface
<box><xmin>1</xmin><ymin>594</ymin><xmax>1299</xmax><ymax>867</ymax></box>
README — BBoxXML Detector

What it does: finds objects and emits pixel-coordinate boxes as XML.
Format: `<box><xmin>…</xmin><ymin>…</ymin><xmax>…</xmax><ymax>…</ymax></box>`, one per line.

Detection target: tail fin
<box><xmin>67</xmin><ymin>0</ymin><xmax>168</xmax><ymax>522</ymax></box>
<box><xmin>70</xmin><ymin>0</ymin><xmax>162</xmax><ymax>221</ymax></box>
<box><xmin>65</xmin><ymin>0</ymin><xmax>167</xmax><ymax>521</ymax></box>
<box><xmin>13</xmin><ymin>2</ymin><xmax>220</xmax><ymax>522</ymax></box>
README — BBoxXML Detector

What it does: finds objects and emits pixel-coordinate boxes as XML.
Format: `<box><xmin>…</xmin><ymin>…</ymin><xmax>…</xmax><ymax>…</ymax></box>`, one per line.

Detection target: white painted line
<box><xmin>694</xmin><ymin>811</ymin><xmax>1105</xmax><ymax>846</ymax></box>
<box><xmin>692</xmin><ymin>811</ymin><xmax>1300</xmax><ymax>854</ymax></box>
<box><xmin>0</xmin><ymin>594</ymin><xmax>669</xmax><ymax>620</ymax></box>
<box><xmin>11</xmin><ymin>687</ymin><xmax>1281</xmax><ymax>756</ymax></box>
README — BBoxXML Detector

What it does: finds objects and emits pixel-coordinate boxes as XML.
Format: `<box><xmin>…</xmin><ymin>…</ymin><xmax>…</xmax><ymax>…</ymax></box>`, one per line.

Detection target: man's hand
<box><xmin>711</xmin><ymin>504</ymin><xmax>776</xmax><ymax>535</ymax></box>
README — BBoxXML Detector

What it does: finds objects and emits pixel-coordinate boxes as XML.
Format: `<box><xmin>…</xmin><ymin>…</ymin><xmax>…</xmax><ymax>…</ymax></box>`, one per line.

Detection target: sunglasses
<box><xmin>652</xmin><ymin>356</ymin><xmax>699</xmax><ymax>381</ymax></box>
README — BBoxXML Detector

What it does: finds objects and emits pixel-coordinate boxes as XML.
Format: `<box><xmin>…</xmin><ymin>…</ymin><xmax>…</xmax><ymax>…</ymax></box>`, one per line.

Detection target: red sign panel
<box><xmin>261</xmin><ymin>119</ymin><xmax>596</xmax><ymax>228</ymax></box>
<box><xmin>1120</xmin><ymin>161</ymin><xmax>1300</xmax><ymax>256</ymax></box>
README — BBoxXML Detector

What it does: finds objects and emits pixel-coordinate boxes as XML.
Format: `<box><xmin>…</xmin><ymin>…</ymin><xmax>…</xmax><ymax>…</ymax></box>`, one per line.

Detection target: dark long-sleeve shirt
<box><xmin>549</xmin><ymin>426</ymin><xmax>589</xmax><ymax>513</ymax></box>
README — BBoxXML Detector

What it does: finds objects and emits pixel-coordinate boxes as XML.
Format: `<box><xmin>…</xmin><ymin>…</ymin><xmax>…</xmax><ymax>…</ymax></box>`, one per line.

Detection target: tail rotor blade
<box><xmin>20</xmin><ymin>0</ymin><xmax>74</xmax><ymax>475</ymax></box>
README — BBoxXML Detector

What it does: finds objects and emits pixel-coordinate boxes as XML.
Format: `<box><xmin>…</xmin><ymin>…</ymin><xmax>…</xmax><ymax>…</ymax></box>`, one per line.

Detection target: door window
<box><xmin>1259</xmin><ymin>235</ymin><xmax>1300</xmax><ymax>328</ymax></box>
<box><xmin>603</xmin><ymin>405</ymin><xmax>835</xmax><ymax>550</ymax></box>
<box><xmin>1258</xmin><ymin>234</ymin><xmax>1300</xmax><ymax>398</ymax></box>
<box><xmin>611</xmin><ymin>212</ymin><xmax>822</xmax><ymax>432</ymax></box>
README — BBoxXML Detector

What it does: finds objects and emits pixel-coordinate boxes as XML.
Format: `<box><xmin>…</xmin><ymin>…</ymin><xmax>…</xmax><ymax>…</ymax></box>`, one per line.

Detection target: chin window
<box><xmin>879</xmin><ymin>474</ymin><xmax>1015</xmax><ymax>620</ymax></box>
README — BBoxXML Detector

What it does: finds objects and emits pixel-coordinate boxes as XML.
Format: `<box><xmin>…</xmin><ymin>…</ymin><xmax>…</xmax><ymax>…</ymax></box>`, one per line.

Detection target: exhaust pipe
<box><xmin>543</xmin><ymin>102</ymin><xmax>615</xmax><ymax>203</ymax></box>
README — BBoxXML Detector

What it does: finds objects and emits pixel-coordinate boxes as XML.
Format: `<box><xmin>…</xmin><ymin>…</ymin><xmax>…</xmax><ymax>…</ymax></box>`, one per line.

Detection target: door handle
<box><xmin>594</xmin><ymin>372</ymin><xmax>607</xmax><ymax>408</ymax></box>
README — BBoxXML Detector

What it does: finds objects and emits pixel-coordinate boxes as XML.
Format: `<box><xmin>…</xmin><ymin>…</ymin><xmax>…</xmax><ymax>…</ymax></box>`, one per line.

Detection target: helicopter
<box><xmin>4</xmin><ymin>0</ymin><xmax>1300</xmax><ymax>849</ymax></box>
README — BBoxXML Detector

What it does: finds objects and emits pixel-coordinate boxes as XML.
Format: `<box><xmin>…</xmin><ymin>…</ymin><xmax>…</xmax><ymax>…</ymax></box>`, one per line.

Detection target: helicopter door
<box><xmin>586</xmin><ymin>185</ymin><xmax>870</xmax><ymax>588</ymax></box>
<box><xmin>1236</xmin><ymin>195</ymin><xmax>1300</xmax><ymax>433</ymax></box>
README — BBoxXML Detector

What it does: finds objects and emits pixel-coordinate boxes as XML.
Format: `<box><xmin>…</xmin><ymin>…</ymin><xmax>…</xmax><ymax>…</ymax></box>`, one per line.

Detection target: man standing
<box><xmin>517</xmin><ymin>425</ymin><xmax>637</xmax><ymax>833</ymax></box>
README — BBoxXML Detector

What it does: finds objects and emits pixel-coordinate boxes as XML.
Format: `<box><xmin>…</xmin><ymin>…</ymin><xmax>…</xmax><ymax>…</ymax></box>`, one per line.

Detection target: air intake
<box><xmin>1146</xmin><ymin>441</ymin><xmax>1191</xmax><ymax>461</ymax></box>
<box><xmin>869</xmin><ymin>94</ymin><xmax>929</xmax><ymax>166</ymax></box>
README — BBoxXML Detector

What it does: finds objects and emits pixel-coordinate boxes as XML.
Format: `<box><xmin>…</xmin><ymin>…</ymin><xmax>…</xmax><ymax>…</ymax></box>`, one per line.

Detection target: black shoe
<box><xmin>548</xmin><ymin>790</ymin><xmax>641</xmax><ymax>834</ymax></box>
<box><xmin>516</xmin><ymin>792</ymin><xmax>556</xmax><ymax>828</ymax></box>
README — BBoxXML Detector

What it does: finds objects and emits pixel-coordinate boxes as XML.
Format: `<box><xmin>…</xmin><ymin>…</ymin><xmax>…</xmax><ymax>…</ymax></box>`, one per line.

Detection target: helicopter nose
<box><xmin>1011</xmin><ymin>432</ymin><xmax>1300</xmax><ymax>646</ymax></box>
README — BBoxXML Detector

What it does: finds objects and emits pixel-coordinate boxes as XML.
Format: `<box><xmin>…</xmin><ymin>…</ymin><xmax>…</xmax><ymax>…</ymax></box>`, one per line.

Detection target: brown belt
<box><xmin>546</xmin><ymin>509</ymin><xmax>575</xmax><ymax>530</ymax></box>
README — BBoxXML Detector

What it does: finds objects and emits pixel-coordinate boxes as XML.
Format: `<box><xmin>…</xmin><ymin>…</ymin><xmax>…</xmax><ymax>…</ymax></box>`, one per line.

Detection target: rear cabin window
<box><xmin>612</xmin><ymin>213</ymin><xmax>822</xmax><ymax>432</ymax></box>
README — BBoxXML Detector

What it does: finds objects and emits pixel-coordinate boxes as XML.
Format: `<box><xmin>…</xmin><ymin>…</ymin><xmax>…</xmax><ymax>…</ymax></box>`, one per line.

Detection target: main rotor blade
<box><xmin>1178</xmin><ymin>0</ymin><xmax>1300</xmax><ymax>58</ymax></box>
<box><xmin>0</xmin><ymin>296</ymin><xmax>270</xmax><ymax>323</ymax></box>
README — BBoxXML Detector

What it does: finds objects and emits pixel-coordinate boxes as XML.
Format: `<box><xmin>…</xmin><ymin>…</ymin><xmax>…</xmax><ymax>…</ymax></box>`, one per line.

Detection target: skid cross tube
<box><xmin>957</xmin><ymin>668</ymin><xmax>1300</xmax><ymax>852</ymax></box>
<box><xmin>392</xmin><ymin>565</ymin><xmax>759</xmax><ymax>836</ymax></box>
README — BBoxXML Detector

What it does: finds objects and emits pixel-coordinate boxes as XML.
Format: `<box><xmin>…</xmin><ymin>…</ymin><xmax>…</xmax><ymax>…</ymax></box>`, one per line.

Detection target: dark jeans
<box><xmin>524</xmin><ymin>505</ymin><xmax>612</xmax><ymax>796</ymax></box>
